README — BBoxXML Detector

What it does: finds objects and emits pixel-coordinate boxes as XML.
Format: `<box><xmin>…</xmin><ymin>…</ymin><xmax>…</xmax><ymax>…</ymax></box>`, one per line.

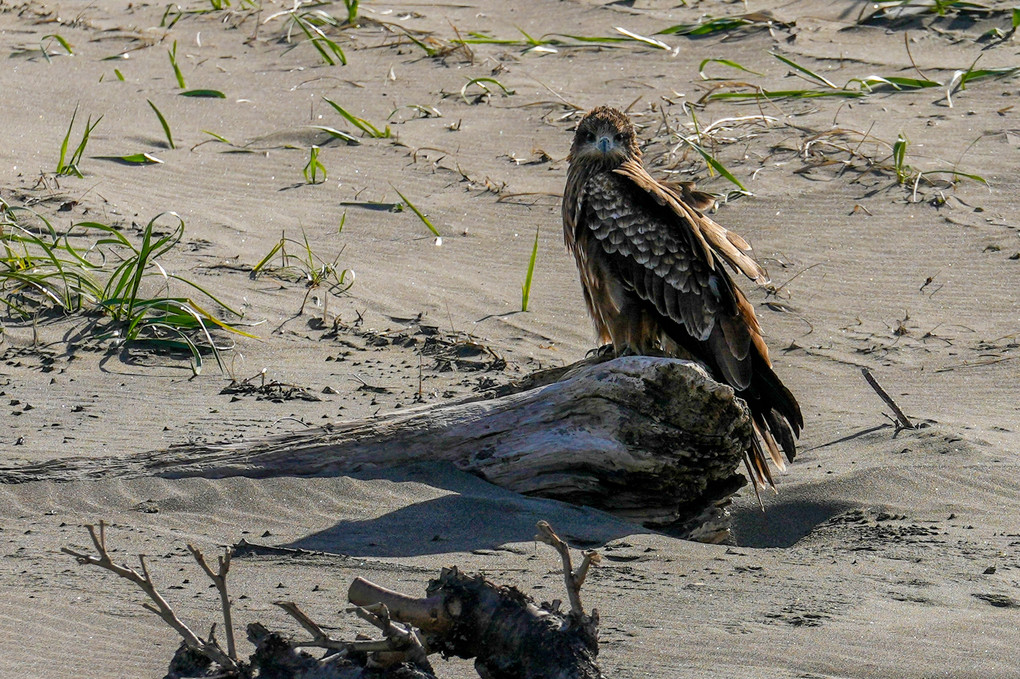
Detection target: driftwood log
<box><xmin>5</xmin><ymin>356</ymin><xmax>754</xmax><ymax>537</ymax></box>
<box><xmin>62</xmin><ymin>521</ymin><xmax>603</xmax><ymax>679</ymax></box>
<box><xmin>348</xmin><ymin>521</ymin><xmax>602</xmax><ymax>679</ymax></box>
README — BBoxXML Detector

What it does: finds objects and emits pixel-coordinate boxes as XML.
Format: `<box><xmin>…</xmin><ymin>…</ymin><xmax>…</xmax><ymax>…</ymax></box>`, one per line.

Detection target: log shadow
<box><xmin>729</xmin><ymin>498</ymin><xmax>853</xmax><ymax>548</ymax></box>
<box><xmin>287</xmin><ymin>462</ymin><xmax>648</xmax><ymax>557</ymax></box>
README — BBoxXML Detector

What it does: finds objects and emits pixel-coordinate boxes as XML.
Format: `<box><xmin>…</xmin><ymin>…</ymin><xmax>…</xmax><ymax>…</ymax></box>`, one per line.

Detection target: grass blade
<box><xmin>892</xmin><ymin>134</ymin><xmax>910</xmax><ymax>184</ymax></box>
<box><xmin>771</xmin><ymin>52</ymin><xmax>837</xmax><ymax>89</ymax></box>
<box><xmin>705</xmin><ymin>88</ymin><xmax>865</xmax><ymax>101</ymax></box>
<box><xmin>391</xmin><ymin>186</ymin><xmax>440</xmax><ymax>237</ymax></box>
<box><xmin>698</xmin><ymin>58</ymin><xmax>762</xmax><ymax>80</ymax></box>
<box><xmin>521</xmin><ymin>225</ymin><xmax>540</xmax><ymax>312</ymax></box>
<box><xmin>658</xmin><ymin>16</ymin><xmax>756</xmax><ymax>36</ymax></box>
<box><xmin>686</xmin><ymin>140</ymin><xmax>748</xmax><ymax>192</ymax></box>
<box><xmin>202</xmin><ymin>130</ymin><xmax>233</xmax><ymax>144</ymax></box>
<box><xmin>613</xmin><ymin>26</ymin><xmax>669</xmax><ymax>49</ymax></box>
<box><xmin>147</xmin><ymin>99</ymin><xmax>175</xmax><ymax>149</ymax></box>
<box><xmin>322</xmin><ymin>98</ymin><xmax>390</xmax><ymax>138</ymax></box>
<box><xmin>42</xmin><ymin>34</ymin><xmax>74</xmax><ymax>57</ymax></box>
<box><xmin>303</xmin><ymin>146</ymin><xmax>326</xmax><ymax>184</ymax></box>
<box><xmin>56</xmin><ymin>108</ymin><xmax>102</xmax><ymax>178</ymax></box>
<box><xmin>309</xmin><ymin>125</ymin><xmax>360</xmax><ymax>145</ymax></box>
<box><xmin>97</xmin><ymin>153</ymin><xmax>164</xmax><ymax>165</ymax></box>
<box><xmin>460</xmin><ymin>77</ymin><xmax>515</xmax><ymax>104</ymax></box>
<box><xmin>180</xmin><ymin>89</ymin><xmax>226</xmax><ymax>98</ymax></box>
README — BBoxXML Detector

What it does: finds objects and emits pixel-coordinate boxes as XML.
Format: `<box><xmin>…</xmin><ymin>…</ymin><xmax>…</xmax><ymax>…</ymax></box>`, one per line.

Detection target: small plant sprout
<box><xmin>168</xmin><ymin>40</ymin><xmax>186</xmax><ymax>88</ymax></box>
<box><xmin>892</xmin><ymin>134</ymin><xmax>911</xmax><ymax>185</ymax></box>
<box><xmin>56</xmin><ymin>105</ymin><xmax>103</xmax><ymax>178</ymax></box>
<box><xmin>303</xmin><ymin>146</ymin><xmax>326</xmax><ymax>184</ymax></box>
<box><xmin>521</xmin><ymin>225</ymin><xmax>540</xmax><ymax>312</ymax></box>
<box><xmin>391</xmin><ymin>186</ymin><xmax>440</xmax><ymax>238</ymax></box>
<box><xmin>40</xmin><ymin>34</ymin><xmax>74</xmax><ymax>62</ymax></box>
<box><xmin>251</xmin><ymin>231</ymin><xmax>354</xmax><ymax>316</ymax></box>
<box><xmin>342</xmin><ymin>0</ymin><xmax>359</xmax><ymax>25</ymax></box>
<box><xmin>147</xmin><ymin>100</ymin><xmax>175</xmax><ymax>149</ymax></box>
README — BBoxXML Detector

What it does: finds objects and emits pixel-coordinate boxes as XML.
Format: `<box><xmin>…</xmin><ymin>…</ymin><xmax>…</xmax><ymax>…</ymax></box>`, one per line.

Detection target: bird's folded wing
<box><xmin>614</xmin><ymin>159</ymin><xmax>770</xmax><ymax>286</ymax></box>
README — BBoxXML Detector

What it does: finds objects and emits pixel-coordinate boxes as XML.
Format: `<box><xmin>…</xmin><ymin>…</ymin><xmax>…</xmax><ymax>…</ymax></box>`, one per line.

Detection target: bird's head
<box><xmin>568</xmin><ymin>106</ymin><xmax>640</xmax><ymax>169</ymax></box>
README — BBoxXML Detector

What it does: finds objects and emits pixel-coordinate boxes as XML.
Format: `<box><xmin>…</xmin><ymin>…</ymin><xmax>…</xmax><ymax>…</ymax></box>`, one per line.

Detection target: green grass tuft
<box><xmin>290</xmin><ymin>11</ymin><xmax>347</xmax><ymax>65</ymax></box>
<box><xmin>168</xmin><ymin>40</ymin><xmax>186</xmax><ymax>88</ymax></box>
<box><xmin>251</xmin><ymin>230</ymin><xmax>354</xmax><ymax>316</ymax></box>
<box><xmin>56</xmin><ymin>105</ymin><xmax>103</xmax><ymax>178</ymax></box>
<box><xmin>303</xmin><ymin>146</ymin><xmax>327</xmax><ymax>184</ymax></box>
<box><xmin>1</xmin><ymin>209</ymin><xmax>252</xmax><ymax>374</ymax></box>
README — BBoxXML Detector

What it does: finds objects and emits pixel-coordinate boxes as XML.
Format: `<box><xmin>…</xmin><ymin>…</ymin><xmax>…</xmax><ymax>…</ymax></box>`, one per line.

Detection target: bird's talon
<box><xmin>586</xmin><ymin>343</ymin><xmax>616</xmax><ymax>358</ymax></box>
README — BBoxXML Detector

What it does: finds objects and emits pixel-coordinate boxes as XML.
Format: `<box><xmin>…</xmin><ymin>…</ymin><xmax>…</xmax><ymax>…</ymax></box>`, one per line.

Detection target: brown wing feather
<box><xmin>575</xmin><ymin>171</ymin><xmax>723</xmax><ymax>343</ymax></box>
<box><xmin>614</xmin><ymin>159</ymin><xmax>770</xmax><ymax>286</ymax></box>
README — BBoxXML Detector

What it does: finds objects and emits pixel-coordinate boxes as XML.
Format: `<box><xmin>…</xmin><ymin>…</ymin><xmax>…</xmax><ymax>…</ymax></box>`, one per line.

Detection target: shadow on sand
<box><xmin>286</xmin><ymin>462</ymin><xmax>648</xmax><ymax>557</ymax></box>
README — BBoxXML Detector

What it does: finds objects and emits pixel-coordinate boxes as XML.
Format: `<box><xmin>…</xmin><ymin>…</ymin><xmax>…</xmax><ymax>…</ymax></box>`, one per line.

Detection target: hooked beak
<box><xmin>595</xmin><ymin>135</ymin><xmax>613</xmax><ymax>154</ymax></box>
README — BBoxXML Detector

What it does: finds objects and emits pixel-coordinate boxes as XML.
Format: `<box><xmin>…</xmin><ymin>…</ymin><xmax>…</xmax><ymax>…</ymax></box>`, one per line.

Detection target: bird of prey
<box><xmin>562</xmin><ymin>106</ymin><xmax>802</xmax><ymax>489</ymax></box>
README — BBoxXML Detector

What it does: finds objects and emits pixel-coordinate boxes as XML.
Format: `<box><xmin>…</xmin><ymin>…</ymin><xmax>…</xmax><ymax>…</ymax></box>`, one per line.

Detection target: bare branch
<box><xmin>273</xmin><ymin>601</ymin><xmax>347</xmax><ymax>651</ymax></box>
<box><xmin>351</xmin><ymin>603</ymin><xmax>431</xmax><ymax>667</ymax></box>
<box><xmin>61</xmin><ymin>522</ymin><xmax>240</xmax><ymax>673</ymax></box>
<box><xmin>189</xmin><ymin>544</ymin><xmax>237</xmax><ymax>660</ymax></box>
<box><xmin>573</xmin><ymin>550</ymin><xmax>602</xmax><ymax>590</ymax></box>
<box><xmin>535</xmin><ymin>520</ymin><xmax>600</xmax><ymax>618</ymax></box>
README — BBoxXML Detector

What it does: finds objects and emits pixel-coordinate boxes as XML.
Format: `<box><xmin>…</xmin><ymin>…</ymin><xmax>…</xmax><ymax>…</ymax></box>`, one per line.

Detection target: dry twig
<box><xmin>61</xmin><ymin>521</ymin><xmax>241</xmax><ymax>672</ymax></box>
<box><xmin>535</xmin><ymin>520</ymin><xmax>601</xmax><ymax>617</ymax></box>
<box><xmin>188</xmin><ymin>544</ymin><xmax>237</xmax><ymax>659</ymax></box>
<box><xmin>274</xmin><ymin>601</ymin><xmax>348</xmax><ymax>651</ymax></box>
<box><xmin>861</xmin><ymin>368</ymin><xmax>916</xmax><ymax>429</ymax></box>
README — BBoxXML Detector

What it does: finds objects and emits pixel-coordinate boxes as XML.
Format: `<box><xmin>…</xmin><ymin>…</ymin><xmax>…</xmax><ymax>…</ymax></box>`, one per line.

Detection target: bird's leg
<box><xmin>615</xmin><ymin>344</ymin><xmax>640</xmax><ymax>357</ymax></box>
<box><xmin>586</xmin><ymin>343</ymin><xmax>616</xmax><ymax>358</ymax></box>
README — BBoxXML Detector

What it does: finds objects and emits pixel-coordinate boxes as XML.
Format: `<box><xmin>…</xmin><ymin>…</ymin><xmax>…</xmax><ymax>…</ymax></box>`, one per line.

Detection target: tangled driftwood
<box><xmin>62</xmin><ymin>521</ymin><xmax>603</xmax><ymax>679</ymax></box>
<box><xmin>6</xmin><ymin>356</ymin><xmax>754</xmax><ymax>539</ymax></box>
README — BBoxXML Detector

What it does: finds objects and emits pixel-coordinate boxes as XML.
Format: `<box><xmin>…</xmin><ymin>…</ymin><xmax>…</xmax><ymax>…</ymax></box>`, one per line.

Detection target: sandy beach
<box><xmin>1</xmin><ymin>0</ymin><xmax>1019</xmax><ymax>676</ymax></box>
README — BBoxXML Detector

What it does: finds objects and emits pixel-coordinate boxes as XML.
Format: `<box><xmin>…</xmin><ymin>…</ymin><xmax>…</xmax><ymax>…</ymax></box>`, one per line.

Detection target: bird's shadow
<box><xmin>730</xmin><ymin>498</ymin><xmax>852</xmax><ymax>548</ymax></box>
<box><xmin>286</xmin><ymin>462</ymin><xmax>647</xmax><ymax>557</ymax></box>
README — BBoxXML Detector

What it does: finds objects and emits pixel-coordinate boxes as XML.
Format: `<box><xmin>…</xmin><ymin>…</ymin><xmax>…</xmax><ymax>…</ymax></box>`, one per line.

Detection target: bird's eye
<box><xmin>583</xmin><ymin>131</ymin><xmax>595</xmax><ymax>142</ymax></box>
<box><xmin>614</xmin><ymin>133</ymin><xmax>624</xmax><ymax>143</ymax></box>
